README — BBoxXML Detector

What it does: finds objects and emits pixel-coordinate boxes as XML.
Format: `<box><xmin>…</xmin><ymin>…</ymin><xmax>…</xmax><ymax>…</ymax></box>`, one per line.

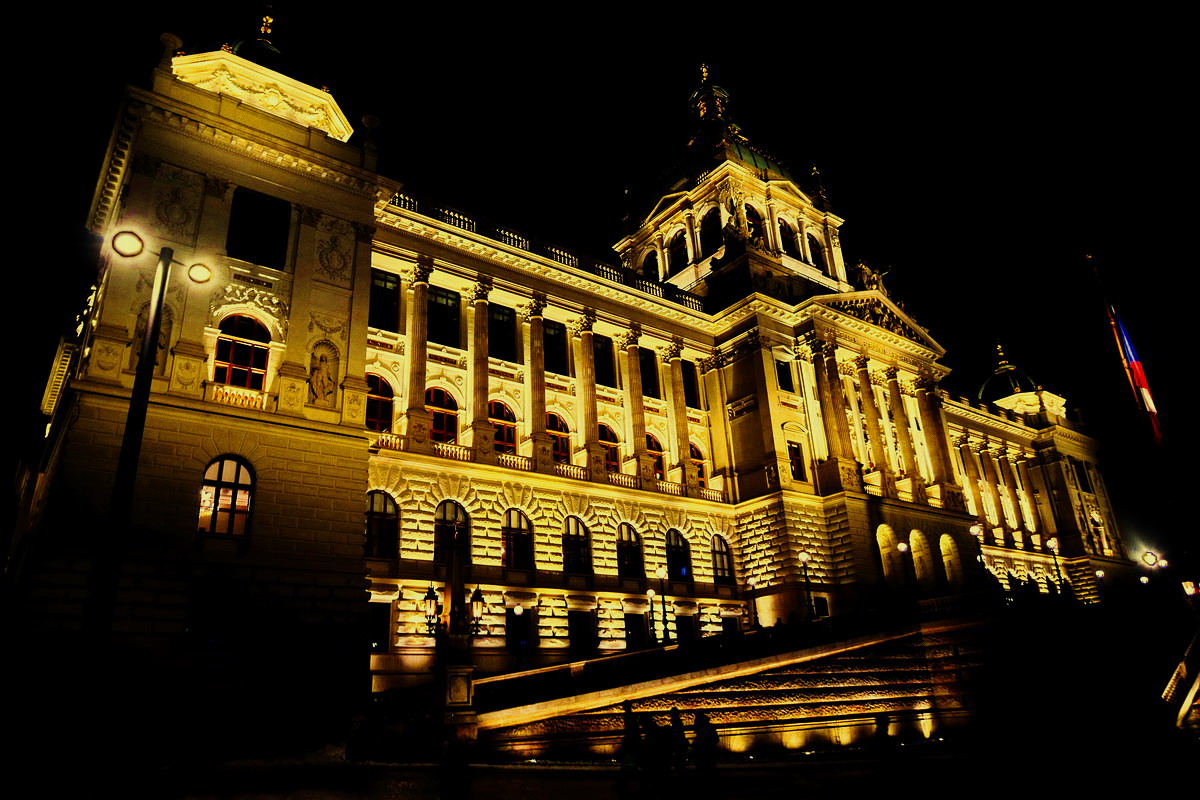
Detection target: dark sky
<box><xmin>16</xmin><ymin>5</ymin><xmax>1192</xmax><ymax>565</ymax></box>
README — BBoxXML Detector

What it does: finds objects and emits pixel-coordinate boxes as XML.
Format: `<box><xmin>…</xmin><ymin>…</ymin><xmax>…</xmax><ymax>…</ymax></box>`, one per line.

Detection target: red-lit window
<box><xmin>426</xmin><ymin>388</ymin><xmax>458</xmax><ymax>444</ymax></box>
<box><xmin>366</xmin><ymin>375</ymin><xmax>394</xmax><ymax>432</ymax></box>
<box><xmin>646</xmin><ymin>434</ymin><xmax>666</xmax><ymax>480</ymax></box>
<box><xmin>214</xmin><ymin>315</ymin><xmax>270</xmax><ymax>390</ymax></box>
<box><xmin>599</xmin><ymin>424</ymin><xmax>621</xmax><ymax>473</ymax></box>
<box><xmin>489</xmin><ymin>400</ymin><xmax>517</xmax><ymax>454</ymax></box>
<box><xmin>689</xmin><ymin>443</ymin><xmax>707</xmax><ymax>489</ymax></box>
<box><xmin>547</xmin><ymin>413</ymin><xmax>571</xmax><ymax>464</ymax></box>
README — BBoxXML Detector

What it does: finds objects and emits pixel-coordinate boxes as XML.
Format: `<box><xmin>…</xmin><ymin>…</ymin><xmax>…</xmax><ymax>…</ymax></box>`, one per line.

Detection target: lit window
<box><xmin>666</xmin><ymin>529</ymin><xmax>692</xmax><ymax>581</ymax></box>
<box><xmin>599</xmin><ymin>424</ymin><xmax>621</xmax><ymax>473</ymax></box>
<box><xmin>617</xmin><ymin>523</ymin><xmax>644</xmax><ymax>579</ymax></box>
<box><xmin>502</xmin><ymin>508</ymin><xmax>535</xmax><ymax>570</ymax></box>
<box><xmin>489</xmin><ymin>400</ymin><xmax>517</xmax><ymax>454</ymax></box>
<box><xmin>426</xmin><ymin>388</ymin><xmax>458</xmax><ymax>444</ymax></box>
<box><xmin>365</xmin><ymin>490</ymin><xmax>398</xmax><ymax>559</ymax></box>
<box><xmin>547</xmin><ymin>413</ymin><xmax>571</xmax><ymax>464</ymax></box>
<box><xmin>787</xmin><ymin>441</ymin><xmax>806</xmax><ymax>481</ymax></box>
<box><xmin>214</xmin><ymin>315</ymin><xmax>270</xmax><ymax>390</ymax></box>
<box><xmin>366</xmin><ymin>375</ymin><xmax>394</xmax><ymax>432</ymax></box>
<box><xmin>712</xmin><ymin>535</ymin><xmax>735</xmax><ymax>585</ymax></box>
<box><xmin>689</xmin><ymin>443</ymin><xmax>707</xmax><ymax>489</ymax></box>
<box><xmin>563</xmin><ymin>516</ymin><xmax>591</xmax><ymax>574</ymax></box>
<box><xmin>198</xmin><ymin>456</ymin><xmax>253</xmax><ymax>536</ymax></box>
<box><xmin>646</xmin><ymin>434</ymin><xmax>666</xmax><ymax>480</ymax></box>
<box><xmin>667</xmin><ymin>231</ymin><xmax>688</xmax><ymax>275</ymax></box>
<box><xmin>434</xmin><ymin>500</ymin><xmax>469</xmax><ymax>565</ymax></box>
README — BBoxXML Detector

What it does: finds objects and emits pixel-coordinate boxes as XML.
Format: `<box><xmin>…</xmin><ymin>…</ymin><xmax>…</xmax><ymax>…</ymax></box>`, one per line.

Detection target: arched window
<box><xmin>489</xmin><ymin>400</ymin><xmax>517</xmax><ymax>454</ymax></box>
<box><xmin>745</xmin><ymin>206</ymin><xmax>765</xmax><ymax>243</ymax></box>
<box><xmin>563</xmin><ymin>516</ymin><xmax>591</xmax><ymax>574</ymax></box>
<box><xmin>689</xmin><ymin>443</ymin><xmax>707</xmax><ymax>489</ymax></box>
<box><xmin>434</xmin><ymin>500</ymin><xmax>469</xmax><ymax>565</ymax></box>
<box><xmin>646</xmin><ymin>434</ymin><xmax>666</xmax><ymax>480</ymax></box>
<box><xmin>214</xmin><ymin>315</ymin><xmax>271</xmax><ymax>390</ymax></box>
<box><xmin>940</xmin><ymin>534</ymin><xmax>964</xmax><ymax>589</ymax></box>
<box><xmin>779</xmin><ymin>220</ymin><xmax>802</xmax><ymax>259</ymax></box>
<box><xmin>198</xmin><ymin>456</ymin><xmax>254</xmax><ymax>535</ymax></box>
<box><xmin>366</xmin><ymin>375</ymin><xmax>394</xmax><ymax>432</ymax></box>
<box><xmin>547</xmin><ymin>413</ymin><xmax>571</xmax><ymax>464</ymax></box>
<box><xmin>365</xmin><ymin>490</ymin><xmax>398</xmax><ymax>558</ymax></box>
<box><xmin>502</xmin><ymin>508</ymin><xmax>535</xmax><ymax>570</ymax></box>
<box><xmin>666</xmin><ymin>529</ymin><xmax>692</xmax><ymax>581</ymax></box>
<box><xmin>667</xmin><ymin>231</ymin><xmax>688</xmax><ymax>275</ymax></box>
<box><xmin>698</xmin><ymin>208</ymin><xmax>722</xmax><ymax>258</ymax></box>
<box><xmin>599</xmin><ymin>424</ymin><xmax>621</xmax><ymax>473</ymax></box>
<box><xmin>807</xmin><ymin>233</ymin><xmax>827</xmax><ymax>273</ymax></box>
<box><xmin>426</xmin><ymin>388</ymin><xmax>458</xmax><ymax>444</ymax></box>
<box><xmin>641</xmin><ymin>250</ymin><xmax>659</xmax><ymax>280</ymax></box>
<box><xmin>617</xmin><ymin>523</ymin><xmax>644</xmax><ymax>579</ymax></box>
<box><xmin>910</xmin><ymin>530</ymin><xmax>936</xmax><ymax>591</ymax></box>
<box><xmin>876</xmin><ymin>524</ymin><xmax>904</xmax><ymax>588</ymax></box>
<box><xmin>712</xmin><ymin>536</ymin><xmax>735</xmax><ymax>585</ymax></box>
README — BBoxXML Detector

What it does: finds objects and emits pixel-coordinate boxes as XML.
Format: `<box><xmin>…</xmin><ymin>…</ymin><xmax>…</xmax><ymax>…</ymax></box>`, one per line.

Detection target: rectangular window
<box><xmin>776</xmin><ymin>360</ymin><xmax>795</xmax><ymax>392</ymax></box>
<box><xmin>544</xmin><ymin>320</ymin><xmax>569</xmax><ymax>375</ymax></box>
<box><xmin>428</xmin><ymin>287</ymin><xmax>461</xmax><ymax>348</ymax></box>
<box><xmin>787</xmin><ymin>441</ymin><xmax>806</xmax><ymax>481</ymax></box>
<box><xmin>488</xmin><ymin>304</ymin><xmax>517</xmax><ymax>362</ymax></box>
<box><xmin>639</xmin><ymin>347</ymin><xmax>660</xmax><ymax>399</ymax></box>
<box><xmin>568</xmin><ymin>609</ymin><xmax>598</xmax><ymax>655</ymax></box>
<box><xmin>624</xmin><ymin>612</ymin><xmax>649</xmax><ymax>650</ymax></box>
<box><xmin>594</xmin><ymin>334</ymin><xmax>617</xmax><ymax>388</ymax></box>
<box><xmin>369</xmin><ymin>270</ymin><xmax>400</xmax><ymax>331</ymax></box>
<box><xmin>682</xmin><ymin>359</ymin><xmax>701</xmax><ymax>409</ymax></box>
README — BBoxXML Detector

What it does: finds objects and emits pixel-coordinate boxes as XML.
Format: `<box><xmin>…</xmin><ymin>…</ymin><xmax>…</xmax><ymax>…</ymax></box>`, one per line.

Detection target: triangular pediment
<box><xmin>171</xmin><ymin>51</ymin><xmax>354</xmax><ymax>142</ymax></box>
<box><xmin>811</xmin><ymin>291</ymin><xmax>944</xmax><ymax>355</ymax></box>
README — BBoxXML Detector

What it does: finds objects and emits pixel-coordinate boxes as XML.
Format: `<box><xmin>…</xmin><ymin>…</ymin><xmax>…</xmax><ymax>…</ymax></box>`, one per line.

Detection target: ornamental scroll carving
<box><xmin>212</xmin><ymin>285</ymin><xmax>289</xmax><ymax>339</ymax></box>
<box><xmin>149</xmin><ymin>164</ymin><xmax>204</xmax><ymax>240</ymax></box>
<box><xmin>315</xmin><ymin>215</ymin><xmax>355</xmax><ymax>286</ymax></box>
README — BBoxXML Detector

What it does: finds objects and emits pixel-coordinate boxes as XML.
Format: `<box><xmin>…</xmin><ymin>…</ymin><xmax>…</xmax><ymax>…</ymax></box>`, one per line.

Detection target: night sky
<box><xmin>16</xmin><ymin>6</ymin><xmax>1192</xmax><ymax>567</ymax></box>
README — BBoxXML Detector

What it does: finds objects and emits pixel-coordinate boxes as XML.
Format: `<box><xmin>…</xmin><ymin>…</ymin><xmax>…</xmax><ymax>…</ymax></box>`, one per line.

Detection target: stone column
<box><xmin>652</xmin><ymin>234</ymin><xmax>666</xmax><ymax>281</ymax></box>
<box><xmin>573</xmin><ymin>311</ymin><xmax>606</xmax><ymax>481</ymax></box>
<box><xmin>998</xmin><ymin>452</ymin><xmax>1028</xmax><ymax>545</ymax></box>
<box><xmin>664</xmin><ymin>337</ymin><xmax>699</xmax><ymax>495</ymax></box>
<box><xmin>468</xmin><ymin>278</ymin><xmax>496</xmax><ymax>464</ymax></box>
<box><xmin>274</xmin><ymin>205</ymin><xmax>318</xmax><ymax>415</ymax></box>
<box><xmin>955</xmin><ymin>435</ymin><xmax>985</xmax><ymax>520</ymax></box>
<box><xmin>683</xmin><ymin>208</ymin><xmax>698</xmax><ymax>265</ymax></box>
<box><xmin>1016</xmin><ymin>458</ymin><xmax>1046</xmax><ymax>535</ymax></box>
<box><xmin>522</xmin><ymin>294</ymin><xmax>553</xmax><ymax>473</ymax></box>
<box><xmin>915</xmin><ymin>377</ymin><xmax>964</xmax><ymax>510</ymax></box>
<box><xmin>620</xmin><ymin>325</ymin><xmax>654</xmax><ymax>485</ymax></box>
<box><xmin>810</xmin><ymin>338</ymin><xmax>861</xmax><ymax>493</ymax></box>
<box><xmin>339</xmin><ymin>221</ymin><xmax>375</xmax><ymax>427</ymax></box>
<box><xmin>885</xmin><ymin>367</ymin><xmax>925</xmax><ymax>502</ymax></box>
<box><xmin>854</xmin><ymin>355</ymin><xmax>896</xmax><ymax>498</ymax></box>
<box><xmin>977</xmin><ymin>445</ymin><xmax>1007</xmax><ymax>536</ymax></box>
<box><xmin>766</xmin><ymin>198</ymin><xmax>781</xmax><ymax>253</ymax></box>
<box><xmin>402</xmin><ymin>256</ymin><xmax>434</xmax><ymax>453</ymax></box>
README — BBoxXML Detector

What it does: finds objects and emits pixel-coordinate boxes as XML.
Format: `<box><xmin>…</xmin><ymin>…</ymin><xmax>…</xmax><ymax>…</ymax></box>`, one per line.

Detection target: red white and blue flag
<box><xmin>1106</xmin><ymin>303</ymin><xmax>1162</xmax><ymax>445</ymax></box>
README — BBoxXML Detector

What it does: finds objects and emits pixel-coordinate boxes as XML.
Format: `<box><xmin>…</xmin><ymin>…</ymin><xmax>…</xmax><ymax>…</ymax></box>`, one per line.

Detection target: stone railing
<box><xmin>656</xmin><ymin>480</ymin><xmax>685</xmax><ymax>496</ymax></box>
<box><xmin>498</xmin><ymin>453</ymin><xmax>534</xmax><ymax>471</ymax></box>
<box><xmin>699</xmin><ymin>487</ymin><xmax>727</xmax><ymax>503</ymax></box>
<box><xmin>554</xmin><ymin>462</ymin><xmax>589</xmax><ymax>481</ymax></box>
<box><xmin>607</xmin><ymin>472</ymin><xmax>639</xmax><ymax>489</ymax></box>
<box><xmin>433</xmin><ymin>442</ymin><xmax>474</xmax><ymax>462</ymax></box>
<box><xmin>208</xmin><ymin>383</ymin><xmax>269</xmax><ymax>411</ymax></box>
<box><xmin>375</xmin><ymin>432</ymin><xmax>404</xmax><ymax>451</ymax></box>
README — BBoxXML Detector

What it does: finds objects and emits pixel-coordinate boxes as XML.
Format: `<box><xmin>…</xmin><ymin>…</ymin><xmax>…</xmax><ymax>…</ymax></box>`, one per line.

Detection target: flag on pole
<box><xmin>1106</xmin><ymin>303</ymin><xmax>1162</xmax><ymax>444</ymax></box>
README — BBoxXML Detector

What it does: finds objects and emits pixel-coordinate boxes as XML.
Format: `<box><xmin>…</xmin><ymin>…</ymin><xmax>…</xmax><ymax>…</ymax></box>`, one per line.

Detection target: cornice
<box><xmin>943</xmin><ymin>398</ymin><xmax>1036</xmax><ymax>441</ymax></box>
<box><xmin>376</xmin><ymin>206</ymin><xmax>721</xmax><ymax>336</ymax></box>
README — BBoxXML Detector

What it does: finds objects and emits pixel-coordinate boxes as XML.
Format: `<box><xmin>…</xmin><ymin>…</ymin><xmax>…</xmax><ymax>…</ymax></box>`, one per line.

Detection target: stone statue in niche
<box><xmin>307</xmin><ymin>341</ymin><xmax>340</xmax><ymax>407</ymax></box>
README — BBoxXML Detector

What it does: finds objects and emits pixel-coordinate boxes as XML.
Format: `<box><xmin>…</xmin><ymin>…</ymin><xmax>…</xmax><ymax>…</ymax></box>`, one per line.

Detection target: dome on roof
<box><xmin>978</xmin><ymin>344</ymin><xmax>1040</xmax><ymax>403</ymax></box>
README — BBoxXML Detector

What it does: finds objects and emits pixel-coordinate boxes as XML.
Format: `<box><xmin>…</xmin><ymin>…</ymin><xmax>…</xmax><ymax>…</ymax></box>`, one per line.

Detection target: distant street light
<box><xmin>655</xmin><ymin>565</ymin><xmax>670</xmax><ymax>644</ymax></box>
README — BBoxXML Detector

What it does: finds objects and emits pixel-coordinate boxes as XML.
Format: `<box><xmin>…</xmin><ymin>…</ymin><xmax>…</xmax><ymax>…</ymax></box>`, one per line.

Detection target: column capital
<box><xmin>617</xmin><ymin>323</ymin><xmax>642</xmax><ymax>350</ymax></box>
<box><xmin>884</xmin><ymin>366</ymin><xmax>900</xmax><ymax>381</ymax></box>
<box><xmin>468</xmin><ymin>277</ymin><xmax>492</xmax><ymax>303</ymax></box>
<box><xmin>660</xmin><ymin>336</ymin><xmax>684</xmax><ymax>361</ymax></box>
<box><xmin>853</xmin><ymin>354</ymin><xmax>871</xmax><ymax>371</ymax></box>
<box><xmin>413</xmin><ymin>255</ymin><xmax>434</xmax><ymax>284</ymax></box>
<box><xmin>571</xmin><ymin>309</ymin><xmax>596</xmax><ymax>335</ymax></box>
<box><xmin>914</xmin><ymin>374</ymin><xmax>940</xmax><ymax>393</ymax></box>
<box><xmin>520</xmin><ymin>292</ymin><xmax>547</xmax><ymax>321</ymax></box>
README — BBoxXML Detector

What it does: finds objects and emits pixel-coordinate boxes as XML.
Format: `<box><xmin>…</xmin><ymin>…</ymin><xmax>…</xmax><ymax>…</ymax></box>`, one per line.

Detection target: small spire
<box><xmin>700</xmin><ymin>63</ymin><xmax>709</xmax><ymax>82</ymax></box>
<box><xmin>260</xmin><ymin>6</ymin><xmax>274</xmax><ymax>38</ymax></box>
<box><xmin>811</xmin><ymin>164</ymin><xmax>830</xmax><ymax>210</ymax></box>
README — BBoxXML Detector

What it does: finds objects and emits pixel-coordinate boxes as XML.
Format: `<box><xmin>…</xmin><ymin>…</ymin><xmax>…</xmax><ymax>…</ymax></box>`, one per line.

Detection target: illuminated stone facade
<box><xmin>22</xmin><ymin>40</ymin><xmax>1131</xmax><ymax>719</ymax></box>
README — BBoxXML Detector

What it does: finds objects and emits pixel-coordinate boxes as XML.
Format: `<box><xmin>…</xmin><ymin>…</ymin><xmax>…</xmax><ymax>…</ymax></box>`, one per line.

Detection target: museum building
<box><xmin>15</xmin><ymin>29</ymin><xmax>1132</xmax><ymax>738</ymax></box>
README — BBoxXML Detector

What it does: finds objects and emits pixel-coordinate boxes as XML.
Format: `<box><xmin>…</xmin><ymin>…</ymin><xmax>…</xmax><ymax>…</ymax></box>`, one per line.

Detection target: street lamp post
<box><xmin>655</xmin><ymin>565</ymin><xmax>670</xmax><ymax>644</ymax></box>
<box><xmin>646</xmin><ymin>587</ymin><xmax>657</xmax><ymax>644</ymax></box>
<box><xmin>1047</xmin><ymin>537</ymin><xmax>1063</xmax><ymax>586</ymax></box>
<box><xmin>746</xmin><ymin>577</ymin><xmax>758</xmax><ymax>630</ymax></box>
<box><xmin>798</xmin><ymin>552</ymin><xmax>815</xmax><ymax>620</ymax></box>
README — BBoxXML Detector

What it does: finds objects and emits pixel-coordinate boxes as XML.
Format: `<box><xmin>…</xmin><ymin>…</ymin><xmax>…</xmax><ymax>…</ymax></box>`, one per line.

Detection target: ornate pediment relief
<box><xmin>818</xmin><ymin>292</ymin><xmax>940</xmax><ymax>351</ymax></box>
<box><xmin>171</xmin><ymin>51</ymin><xmax>353</xmax><ymax>142</ymax></box>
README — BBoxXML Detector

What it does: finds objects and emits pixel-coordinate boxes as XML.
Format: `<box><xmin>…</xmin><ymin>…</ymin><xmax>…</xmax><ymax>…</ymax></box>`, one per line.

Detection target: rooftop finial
<box><xmin>260</xmin><ymin>4</ymin><xmax>274</xmax><ymax>39</ymax></box>
<box><xmin>700</xmin><ymin>63</ymin><xmax>709</xmax><ymax>82</ymax></box>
